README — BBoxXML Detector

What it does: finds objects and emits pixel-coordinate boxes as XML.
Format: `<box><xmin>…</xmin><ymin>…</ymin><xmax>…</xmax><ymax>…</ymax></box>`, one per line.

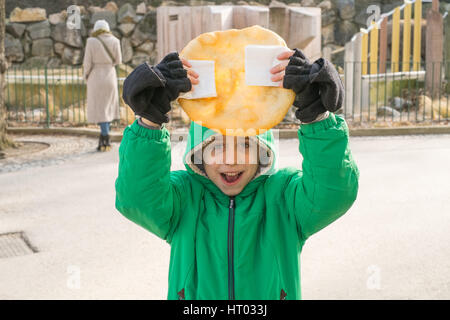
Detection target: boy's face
<box><xmin>203</xmin><ymin>136</ymin><xmax>259</xmax><ymax>196</ymax></box>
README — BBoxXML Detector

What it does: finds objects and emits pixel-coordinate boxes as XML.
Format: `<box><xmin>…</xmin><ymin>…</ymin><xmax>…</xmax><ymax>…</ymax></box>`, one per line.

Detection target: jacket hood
<box><xmin>183</xmin><ymin>121</ymin><xmax>278</xmax><ymax>199</ymax></box>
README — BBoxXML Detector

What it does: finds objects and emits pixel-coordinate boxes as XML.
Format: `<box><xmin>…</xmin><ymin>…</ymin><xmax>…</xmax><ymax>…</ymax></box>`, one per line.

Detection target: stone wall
<box><xmin>8</xmin><ymin>0</ymin><xmax>442</xmax><ymax>68</ymax></box>
<box><xmin>5</xmin><ymin>2</ymin><xmax>159</xmax><ymax>68</ymax></box>
<box><xmin>319</xmin><ymin>0</ymin><xmax>404</xmax><ymax>64</ymax></box>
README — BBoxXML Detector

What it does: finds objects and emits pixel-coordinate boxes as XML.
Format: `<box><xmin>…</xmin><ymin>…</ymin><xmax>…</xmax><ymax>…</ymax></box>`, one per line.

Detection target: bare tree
<box><xmin>0</xmin><ymin>0</ymin><xmax>16</xmax><ymax>153</ymax></box>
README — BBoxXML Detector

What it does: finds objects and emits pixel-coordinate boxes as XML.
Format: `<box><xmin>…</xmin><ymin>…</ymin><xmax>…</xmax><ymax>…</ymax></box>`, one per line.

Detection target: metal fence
<box><xmin>4</xmin><ymin>63</ymin><xmax>207</xmax><ymax>130</ymax></box>
<box><xmin>4</xmin><ymin>61</ymin><xmax>449</xmax><ymax>130</ymax></box>
<box><xmin>5</xmin><ymin>64</ymin><xmax>131</xmax><ymax>129</ymax></box>
<box><xmin>342</xmin><ymin>60</ymin><xmax>449</xmax><ymax>125</ymax></box>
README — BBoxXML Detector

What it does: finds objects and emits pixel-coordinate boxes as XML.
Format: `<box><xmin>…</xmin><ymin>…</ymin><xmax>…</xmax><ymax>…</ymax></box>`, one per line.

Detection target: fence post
<box><xmin>402</xmin><ymin>2</ymin><xmax>412</xmax><ymax>72</ymax></box>
<box><xmin>44</xmin><ymin>65</ymin><xmax>50</xmax><ymax>128</ymax></box>
<box><xmin>379</xmin><ymin>16</ymin><xmax>388</xmax><ymax>74</ymax></box>
<box><xmin>413</xmin><ymin>0</ymin><xmax>422</xmax><ymax>72</ymax></box>
<box><xmin>391</xmin><ymin>7</ymin><xmax>400</xmax><ymax>73</ymax></box>
<box><xmin>361</xmin><ymin>29</ymin><xmax>368</xmax><ymax>75</ymax></box>
<box><xmin>344</xmin><ymin>39</ymin><xmax>354</xmax><ymax>118</ymax></box>
<box><xmin>116</xmin><ymin>64</ymin><xmax>120</xmax><ymax>127</ymax></box>
<box><xmin>353</xmin><ymin>32</ymin><xmax>362</xmax><ymax>119</ymax></box>
<box><xmin>425</xmin><ymin>0</ymin><xmax>443</xmax><ymax>99</ymax></box>
<box><xmin>369</xmin><ymin>21</ymin><xmax>379</xmax><ymax>75</ymax></box>
<box><xmin>445</xmin><ymin>8</ymin><xmax>450</xmax><ymax>80</ymax></box>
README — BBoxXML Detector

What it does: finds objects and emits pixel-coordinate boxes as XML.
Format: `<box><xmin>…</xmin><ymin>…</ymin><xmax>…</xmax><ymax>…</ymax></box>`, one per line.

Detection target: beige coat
<box><xmin>83</xmin><ymin>33</ymin><xmax>122</xmax><ymax>124</ymax></box>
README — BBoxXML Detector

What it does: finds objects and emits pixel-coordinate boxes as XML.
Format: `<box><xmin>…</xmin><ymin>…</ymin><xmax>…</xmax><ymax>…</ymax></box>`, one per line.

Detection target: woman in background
<box><xmin>83</xmin><ymin>20</ymin><xmax>122</xmax><ymax>152</ymax></box>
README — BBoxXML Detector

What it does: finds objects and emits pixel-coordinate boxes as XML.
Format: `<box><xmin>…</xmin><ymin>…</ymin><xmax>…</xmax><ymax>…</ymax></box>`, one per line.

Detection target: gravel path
<box><xmin>0</xmin><ymin>134</ymin><xmax>99</xmax><ymax>173</ymax></box>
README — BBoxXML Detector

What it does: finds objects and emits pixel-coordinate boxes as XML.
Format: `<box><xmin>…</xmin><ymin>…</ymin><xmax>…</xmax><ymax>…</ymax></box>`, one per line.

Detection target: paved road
<box><xmin>0</xmin><ymin>133</ymin><xmax>449</xmax><ymax>299</ymax></box>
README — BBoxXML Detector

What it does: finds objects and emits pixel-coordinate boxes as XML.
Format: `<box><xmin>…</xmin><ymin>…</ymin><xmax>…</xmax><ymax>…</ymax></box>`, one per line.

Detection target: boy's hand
<box><xmin>151</xmin><ymin>52</ymin><xmax>196</xmax><ymax>104</ymax></box>
<box><xmin>123</xmin><ymin>52</ymin><xmax>199</xmax><ymax>125</ymax></box>
<box><xmin>180</xmin><ymin>57</ymin><xmax>200</xmax><ymax>89</ymax></box>
<box><xmin>269</xmin><ymin>49</ymin><xmax>295</xmax><ymax>88</ymax></box>
<box><xmin>270</xmin><ymin>48</ymin><xmax>344</xmax><ymax>123</ymax></box>
<box><xmin>270</xmin><ymin>49</ymin><xmax>315</xmax><ymax>91</ymax></box>
<box><xmin>154</xmin><ymin>52</ymin><xmax>200</xmax><ymax>96</ymax></box>
<box><xmin>150</xmin><ymin>53</ymin><xmax>200</xmax><ymax>123</ymax></box>
<box><xmin>270</xmin><ymin>49</ymin><xmax>323</xmax><ymax>122</ymax></box>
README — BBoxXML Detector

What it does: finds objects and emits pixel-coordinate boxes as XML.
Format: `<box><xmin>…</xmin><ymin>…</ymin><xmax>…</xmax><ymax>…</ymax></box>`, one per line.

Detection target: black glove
<box><xmin>122</xmin><ymin>52</ymin><xmax>191</xmax><ymax>125</ymax></box>
<box><xmin>283</xmin><ymin>48</ymin><xmax>344</xmax><ymax>123</ymax></box>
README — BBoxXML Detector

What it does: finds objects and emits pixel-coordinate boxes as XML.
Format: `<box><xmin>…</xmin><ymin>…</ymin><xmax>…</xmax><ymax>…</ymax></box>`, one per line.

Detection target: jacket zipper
<box><xmin>228</xmin><ymin>196</ymin><xmax>236</xmax><ymax>300</ymax></box>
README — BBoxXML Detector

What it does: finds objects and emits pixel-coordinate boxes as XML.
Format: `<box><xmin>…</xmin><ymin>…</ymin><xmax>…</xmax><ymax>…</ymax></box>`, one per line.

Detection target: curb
<box><xmin>6</xmin><ymin>125</ymin><xmax>450</xmax><ymax>141</ymax></box>
<box><xmin>348</xmin><ymin>126</ymin><xmax>450</xmax><ymax>136</ymax></box>
<box><xmin>6</xmin><ymin>127</ymin><xmax>125</xmax><ymax>142</ymax></box>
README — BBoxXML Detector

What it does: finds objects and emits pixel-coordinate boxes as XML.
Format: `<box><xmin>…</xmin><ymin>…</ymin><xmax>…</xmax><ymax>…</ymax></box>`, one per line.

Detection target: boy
<box><xmin>115</xmin><ymin>49</ymin><xmax>359</xmax><ymax>300</ymax></box>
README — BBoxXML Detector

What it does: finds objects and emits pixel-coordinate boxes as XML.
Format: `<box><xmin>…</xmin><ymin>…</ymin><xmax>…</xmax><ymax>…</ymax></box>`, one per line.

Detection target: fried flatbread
<box><xmin>179</xmin><ymin>25</ymin><xmax>295</xmax><ymax>136</ymax></box>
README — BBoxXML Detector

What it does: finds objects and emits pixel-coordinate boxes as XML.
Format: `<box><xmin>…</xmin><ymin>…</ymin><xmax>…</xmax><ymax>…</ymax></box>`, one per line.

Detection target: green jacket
<box><xmin>115</xmin><ymin>113</ymin><xmax>359</xmax><ymax>300</ymax></box>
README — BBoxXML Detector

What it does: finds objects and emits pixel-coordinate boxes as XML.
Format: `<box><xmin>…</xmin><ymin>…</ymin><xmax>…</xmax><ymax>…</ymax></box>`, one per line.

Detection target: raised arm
<box><xmin>116</xmin><ymin>52</ymin><xmax>198</xmax><ymax>242</ymax></box>
<box><xmin>278</xmin><ymin>48</ymin><xmax>359</xmax><ymax>241</ymax></box>
<box><xmin>284</xmin><ymin>114</ymin><xmax>359</xmax><ymax>241</ymax></box>
<box><xmin>115</xmin><ymin>121</ymin><xmax>189</xmax><ymax>242</ymax></box>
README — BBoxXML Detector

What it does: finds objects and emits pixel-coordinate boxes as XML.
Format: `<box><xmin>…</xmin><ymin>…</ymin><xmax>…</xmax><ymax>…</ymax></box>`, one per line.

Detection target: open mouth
<box><xmin>220</xmin><ymin>171</ymin><xmax>244</xmax><ymax>186</ymax></box>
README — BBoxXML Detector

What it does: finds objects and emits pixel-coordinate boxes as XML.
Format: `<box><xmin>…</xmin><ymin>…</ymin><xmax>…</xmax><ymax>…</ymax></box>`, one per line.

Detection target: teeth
<box><xmin>224</xmin><ymin>172</ymin><xmax>240</xmax><ymax>176</ymax></box>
